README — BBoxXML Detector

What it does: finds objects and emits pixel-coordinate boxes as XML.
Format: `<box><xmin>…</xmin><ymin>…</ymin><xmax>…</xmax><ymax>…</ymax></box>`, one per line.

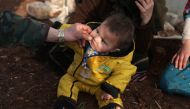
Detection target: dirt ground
<box><xmin>0</xmin><ymin>0</ymin><xmax>190</xmax><ymax>109</ymax></box>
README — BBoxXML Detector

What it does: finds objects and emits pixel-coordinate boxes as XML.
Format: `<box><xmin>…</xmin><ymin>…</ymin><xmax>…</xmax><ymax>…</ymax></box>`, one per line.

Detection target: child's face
<box><xmin>89</xmin><ymin>22</ymin><xmax>119</xmax><ymax>53</ymax></box>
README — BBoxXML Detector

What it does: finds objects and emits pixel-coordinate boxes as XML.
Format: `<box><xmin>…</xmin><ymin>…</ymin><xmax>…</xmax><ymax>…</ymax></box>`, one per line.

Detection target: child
<box><xmin>0</xmin><ymin>11</ymin><xmax>136</xmax><ymax>109</ymax></box>
<box><xmin>54</xmin><ymin>14</ymin><xmax>137</xmax><ymax>109</ymax></box>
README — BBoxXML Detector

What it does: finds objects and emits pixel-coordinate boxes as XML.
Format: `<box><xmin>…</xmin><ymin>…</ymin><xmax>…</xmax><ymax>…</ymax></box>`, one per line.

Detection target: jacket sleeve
<box><xmin>134</xmin><ymin>15</ymin><xmax>154</xmax><ymax>55</ymax></box>
<box><xmin>134</xmin><ymin>4</ymin><xmax>164</xmax><ymax>55</ymax></box>
<box><xmin>101</xmin><ymin>62</ymin><xmax>137</xmax><ymax>98</ymax></box>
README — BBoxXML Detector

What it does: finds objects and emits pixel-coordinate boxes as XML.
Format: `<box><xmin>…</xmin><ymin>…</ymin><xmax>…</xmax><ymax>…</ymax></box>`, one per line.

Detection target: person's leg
<box><xmin>160</xmin><ymin>63</ymin><xmax>190</xmax><ymax>96</ymax></box>
<box><xmin>55</xmin><ymin>74</ymin><xmax>79</xmax><ymax>109</ymax></box>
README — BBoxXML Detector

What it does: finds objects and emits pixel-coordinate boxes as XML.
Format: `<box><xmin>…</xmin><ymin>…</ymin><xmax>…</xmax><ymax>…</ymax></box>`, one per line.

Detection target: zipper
<box><xmin>70</xmin><ymin>80</ymin><xmax>78</xmax><ymax>98</ymax></box>
<box><xmin>72</xmin><ymin>59</ymin><xmax>83</xmax><ymax>77</ymax></box>
<box><xmin>72</xmin><ymin>48</ymin><xmax>85</xmax><ymax>77</ymax></box>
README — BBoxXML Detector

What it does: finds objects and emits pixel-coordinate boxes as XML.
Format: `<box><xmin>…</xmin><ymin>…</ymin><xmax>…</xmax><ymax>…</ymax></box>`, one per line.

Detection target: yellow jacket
<box><xmin>60</xmin><ymin>23</ymin><xmax>137</xmax><ymax>98</ymax></box>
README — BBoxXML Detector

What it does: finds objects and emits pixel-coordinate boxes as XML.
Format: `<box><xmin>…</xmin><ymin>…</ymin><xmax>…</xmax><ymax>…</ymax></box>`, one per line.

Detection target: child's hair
<box><xmin>104</xmin><ymin>13</ymin><xmax>134</xmax><ymax>50</ymax></box>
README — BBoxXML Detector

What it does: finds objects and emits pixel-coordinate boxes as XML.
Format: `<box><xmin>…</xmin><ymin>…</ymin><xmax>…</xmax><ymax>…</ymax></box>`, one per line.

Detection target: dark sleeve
<box><xmin>134</xmin><ymin>12</ymin><xmax>155</xmax><ymax>55</ymax></box>
<box><xmin>134</xmin><ymin>5</ymin><xmax>163</xmax><ymax>55</ymax></box>
<box><xmin>101</xmin><ymin>82</ymin><xmax>120</xmax><ymax>98</ymax></box>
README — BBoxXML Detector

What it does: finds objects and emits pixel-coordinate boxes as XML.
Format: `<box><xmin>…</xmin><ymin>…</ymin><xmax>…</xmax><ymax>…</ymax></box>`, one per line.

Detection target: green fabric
<box><xmin>0</xmin><ymin>10</ymin><xmax>49</xmax><ymax>47</ymax></box>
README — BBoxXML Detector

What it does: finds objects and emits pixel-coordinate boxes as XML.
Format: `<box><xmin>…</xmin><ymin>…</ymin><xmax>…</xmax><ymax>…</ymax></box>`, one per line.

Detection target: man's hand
<box><xmin>172</xmin><ymin>39</ymin><xmax>190</xmax><ymax>70</ymax></box>
<box><xmin>64</xmin><ymin>23</ymin><xmax>92</xmax><ymax>42</ymax></box>
<box><xmin>101</xmin><ymin>91</ymin><xmax>113</xmax><ymax>100</ymax></box>
<box><xmin>135</xmin><ymin>0</ymin><xmax>154</xmax><ymax>25</ymax></box>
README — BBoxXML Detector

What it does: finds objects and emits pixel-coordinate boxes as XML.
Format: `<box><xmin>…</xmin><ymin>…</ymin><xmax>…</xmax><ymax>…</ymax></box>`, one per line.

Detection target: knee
<box><xmin>159</xmin><ymin>63</ymin><xmax>190</xmax><ymax>96</ymax></box>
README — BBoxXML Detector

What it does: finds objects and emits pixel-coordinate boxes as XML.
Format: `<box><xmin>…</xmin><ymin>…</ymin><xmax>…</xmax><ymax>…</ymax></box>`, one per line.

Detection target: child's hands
<box><xmin>101</xmin><ymin>91</ymin><xmax>113</xmax><ymax>100</ymax></box>
<box><xmin>64</xmin><ymin>23</ymin><xmax>93</xmax><ymax>41</ymax></box>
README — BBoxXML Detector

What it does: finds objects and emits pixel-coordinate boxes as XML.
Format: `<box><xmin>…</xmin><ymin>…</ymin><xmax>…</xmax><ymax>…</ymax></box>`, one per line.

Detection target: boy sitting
<box><xmin>0</xmin><ymin>11</ymin><xmax>136</xmax><ymax>109</ymax></box>
<box><xmin>55</xmin><ymin>14</ymin><xmax>137</xmax><ymax>109</ymax></box>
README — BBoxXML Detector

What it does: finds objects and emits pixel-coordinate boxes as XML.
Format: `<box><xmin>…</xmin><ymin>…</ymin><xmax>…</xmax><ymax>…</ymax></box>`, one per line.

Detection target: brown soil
<box><xmin>0</xmin><ymin>0</ymin><xmax>190</xmax><ymax>109</ymax></box>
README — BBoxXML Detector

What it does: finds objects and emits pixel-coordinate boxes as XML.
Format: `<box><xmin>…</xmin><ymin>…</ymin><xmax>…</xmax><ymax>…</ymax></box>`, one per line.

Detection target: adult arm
<box><xmin>0</xmin><ymin>10</ymin><xmax>92</xmax><ymax>47</ymax></box>
<box><xmin>172</xmin><ymin>0</ymin><xmax>190</xmax><ymax>70</ymax></box>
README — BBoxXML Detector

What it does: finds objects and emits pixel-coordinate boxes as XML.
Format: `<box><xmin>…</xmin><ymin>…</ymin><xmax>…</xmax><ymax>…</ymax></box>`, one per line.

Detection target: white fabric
<box><xmin>26</xmin><ymin>1</ymin><xmax>51</xmax><ymax>19</ymax></box>
<box><xmin>46</xmin><ymin>0</ymin><xmax>76</xmax><ymax>23</ymax></box>
<box><xmin>182</xmin><ymin>18</ymin><xmax>190</xmax><ymax>40</ymax></box>
<box><xmin>26</xmin><ymin>0</ymin><xmax>76</xmax><ymax>23</ymax></box>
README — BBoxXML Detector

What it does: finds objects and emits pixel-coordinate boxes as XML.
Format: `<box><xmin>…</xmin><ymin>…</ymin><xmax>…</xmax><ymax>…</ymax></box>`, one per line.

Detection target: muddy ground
<box><xmin>0</xmin><ymin>0</ymin><xmax>190</xmax><ymax>109</ymax></box>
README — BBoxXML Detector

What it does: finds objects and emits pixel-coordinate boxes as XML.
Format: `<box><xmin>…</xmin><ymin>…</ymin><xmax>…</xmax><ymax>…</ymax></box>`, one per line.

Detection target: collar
<box><xmin>84</xmin><ymin>42</ymin><xmax>134</xmax><ymax>57</ymax></box>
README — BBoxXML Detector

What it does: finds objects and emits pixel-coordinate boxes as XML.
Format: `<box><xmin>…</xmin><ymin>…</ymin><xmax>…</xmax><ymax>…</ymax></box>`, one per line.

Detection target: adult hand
<box><xmin>172</xmin><ymin>39</ymin><xmax>190</xmax><ymax>70</ymax></box>
<box><xmin>135</xmin><ymin>0</ymin><xmax>154</xmax><ymax>25</ymax></box>
<box><xmin>64</xmin><ymin>23</ymin><xmax>92</xmax><ymax>41</ymax></box>
<box><xmin>77</xmin><ymin>39</ymin><xmax>86</xmax><ymax>48</ymax></box>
